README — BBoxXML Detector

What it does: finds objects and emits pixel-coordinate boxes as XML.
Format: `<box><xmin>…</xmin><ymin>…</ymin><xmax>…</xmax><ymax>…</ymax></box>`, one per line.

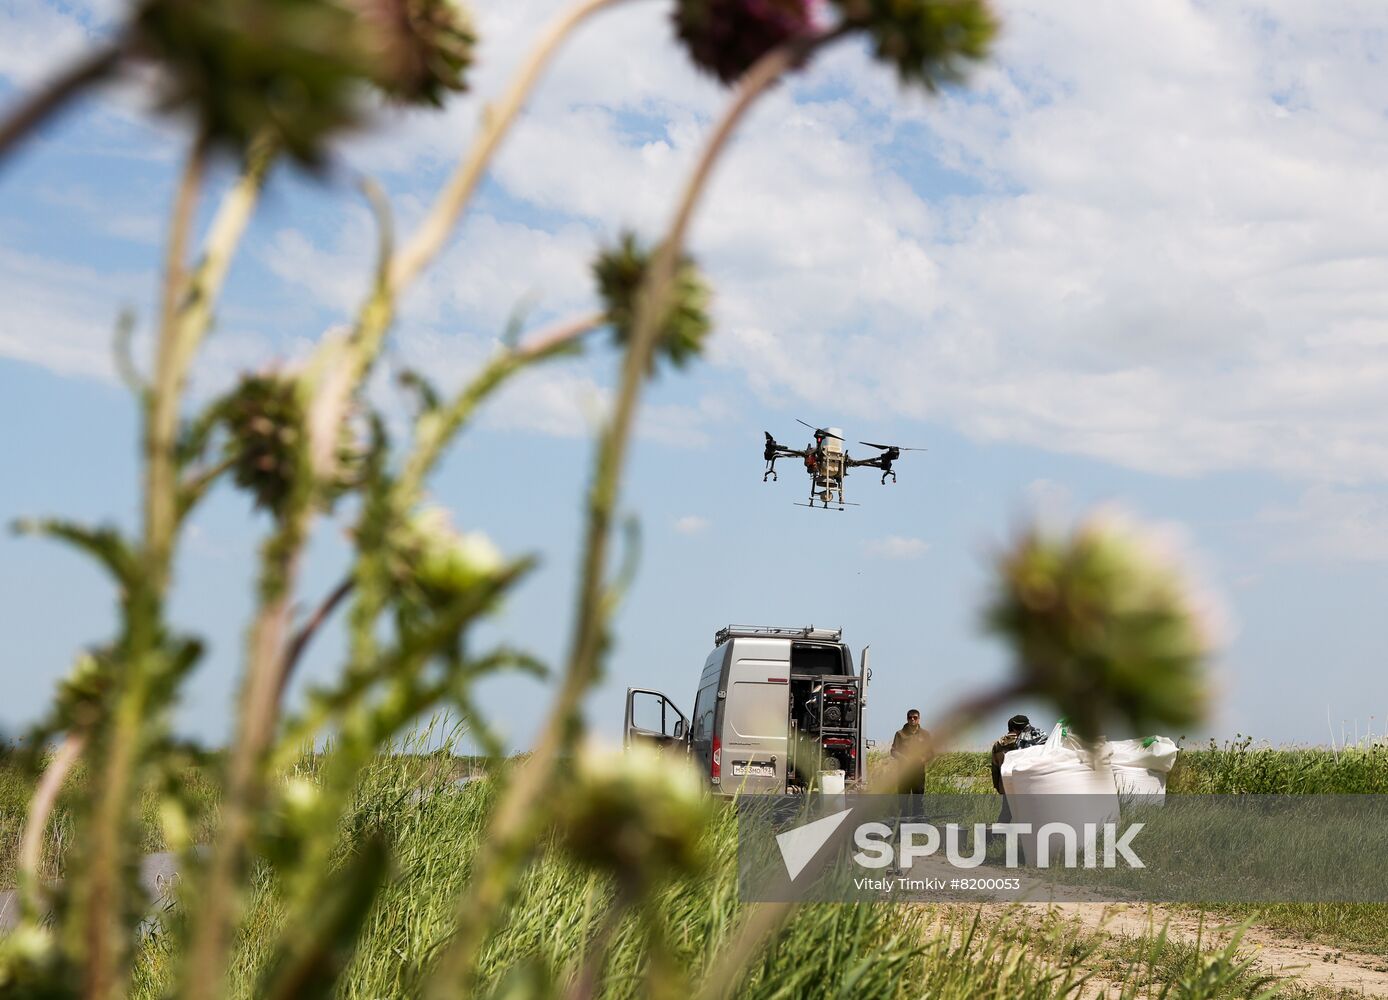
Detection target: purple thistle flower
<box><xmin>674</xmin><ymin>0</ymin><xmax>819</xmax><ymax>85</ymax></box>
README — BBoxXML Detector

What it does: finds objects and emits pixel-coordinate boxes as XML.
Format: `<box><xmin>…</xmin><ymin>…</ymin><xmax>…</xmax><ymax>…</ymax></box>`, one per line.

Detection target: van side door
<box><xmin>688</xmin><ymin>680</ymin><xmax>719</xmax><ymax>777</ymax></box>
<box><xmin>624</xmin><ymin>688</ymin><xmax>690</xmax><ymax>753</ymax></box>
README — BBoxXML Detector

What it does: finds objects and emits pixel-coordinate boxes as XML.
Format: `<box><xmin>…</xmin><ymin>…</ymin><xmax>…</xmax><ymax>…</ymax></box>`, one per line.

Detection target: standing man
<box><xmin>991</xmin><ymin>714</ymin><xmax>1031</xmax><ymax>824</ymax></box>
<box><xmin>891</xmin><ymin>709</ymin><xmax>932</xmax><ymax>794</ymax></box>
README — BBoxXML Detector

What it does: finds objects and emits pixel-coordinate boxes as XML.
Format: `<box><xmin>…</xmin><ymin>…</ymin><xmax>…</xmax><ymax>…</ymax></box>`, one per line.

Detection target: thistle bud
<box><xmin>593</xmin><ymin>233</ymin><xmax>712</xmax><ymax>372</ymax></box>
<box><xmin>673</xmin><ymin>0</ymin><xmax>818</xmax><ymax>84</ymax></box>
<box><xmin>354</xmin><ymin>0</ymin><xmax>476</xmax><ymax>105</ymax></box>
<box><xmin>132</xmin><ymin>0</ymin><xmax>381</xmax><ymax>163</ymax></box>
<box><xmin>832</xmin><ymin>0</ymin><xmax>996</xmax><ymax>91</ymax></box>
<box><xmin>56</xmin><ymin>649</ymin><xmax>111</xmax><ymax>730</ymax></box>
<box><xmin>391</xmin><ymin>507</ymin><xmax>505</xmax><ymax>606</ymax></box>
<box><xmin>556</xmin><ymin>746</ymin><xmax>711</xmax><ymax>891</ymax></box>
<box><xmin>223</xmin><ymin>372</ymin><xmax>306</xmax><ymax>517</ymax></box>
<box><xmin>985</xmin><ymin>509</ymin><xmax>1219</xmax><ymax>740</ymax></box>
<box><xmin>0</xmin><ymin>925</ymin><xmax>62</xmax><ymax>992</ymax></box>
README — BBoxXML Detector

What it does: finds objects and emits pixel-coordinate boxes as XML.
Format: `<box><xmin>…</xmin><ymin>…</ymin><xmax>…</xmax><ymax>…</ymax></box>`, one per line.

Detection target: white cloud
<box><xmin>8</xmin><ymin>0</ymin><xmax>1388</xmax><ymax>493</ymax></box>
<box><xmin>673</xmin><ymin>515</ymin><xmax>710</xmax><ymax>535</ymax></box>
<box><xmin>0</xmin><ymin>3</ymin><xmax>97</xmax><ymax>84</ymax></box>
<box><xmin>0</xmin><ymin>244</ymin><xmax>152</xmax><ymax>380</ymax></box>
<box><xmin>1257</xmin><ymin>486</ymin><xmax>1388</xmax><ymax>563</ymax></box>
<box><xmin>864</xmin><ymin>536</ymin><xmax>930</xmax><ymax>560</ymax></box>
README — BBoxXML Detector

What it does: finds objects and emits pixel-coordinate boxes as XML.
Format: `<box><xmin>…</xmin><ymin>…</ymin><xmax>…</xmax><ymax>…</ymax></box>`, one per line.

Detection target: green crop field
<box><xmin>882</xmin><ymin>739</ymin><xmax>1388</xmax><ymax>960</ymax></box>
<box><xmin>4</xmin><ymin>739</ymin><xmax>1386</xmax><ymax>998</ymax></box>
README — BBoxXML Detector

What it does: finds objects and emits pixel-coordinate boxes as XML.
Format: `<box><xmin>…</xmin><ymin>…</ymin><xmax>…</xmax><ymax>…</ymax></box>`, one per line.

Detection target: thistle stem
<box><xmin>82</xmin><ymin>131</ymin><xmax>215</xmax><ymax>1000</ymax></box>
<box><xmin>18</xmin><ymin>732</ymin><xmax>86</xmax><ymax>913</ymax></box>
<box><xmin>279</xmin><ymin>576</ymin><xmax>356</xmax><ymax>701</ymax></box>
<box><xmin>183</xmin><ymin>493</ymin><xmax>312</xmax><ymax>1000</ymax></box>
<box><xmin>396</xmin><ymin>309</ymin><xmax>605</xmax><ymax>503</ymax></box>
<box><xmin>388</xmin><ymin>0</ymin><xmax>630</xmax><ymax>294</ymax></box>
<box><xmin>0</xmin><ymin>39</ymin><xmax>124</xmax><ymax>165</ymax></box>
<box><xmin>85</xmin><ymin>134</ymin><xmax>273</xmax><ymax>1000</ymax></box>
<box><xmin>425</xmin><ymin>31</ymin><xmax>839</xmax><ymax>999</ymax></box>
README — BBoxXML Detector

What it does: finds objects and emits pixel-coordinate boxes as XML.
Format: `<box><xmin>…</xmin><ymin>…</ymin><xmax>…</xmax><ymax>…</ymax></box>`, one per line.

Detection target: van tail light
<box><xmin>711</xmin><ymin>736</ymin><xmax>721</xmax><ymax>781</ymax></box>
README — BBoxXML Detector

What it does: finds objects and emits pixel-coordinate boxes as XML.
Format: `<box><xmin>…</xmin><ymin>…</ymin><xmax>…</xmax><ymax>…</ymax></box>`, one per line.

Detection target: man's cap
<box><xmin>906</xmin><ymin>709</ymin><xmax>921</xmax><ymax>718</ymax></box>
<box><xmin>1007</xmin><ymin>714</ymin><xmax>1030</xmax><ymax>732</ymax></box>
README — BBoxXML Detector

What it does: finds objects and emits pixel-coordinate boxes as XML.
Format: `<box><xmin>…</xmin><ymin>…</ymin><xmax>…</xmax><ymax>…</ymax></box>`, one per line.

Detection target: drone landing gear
<box><xmin>763</xmin><ymin>466</ymin><xmax>778</xmax><ymax>482</ymax></box>
<box><xmin>796</xmin><ymin>484</ymin><xmax>856</xmax><ymax>511</ymax></box>
<box><xmin>880</xmin><ymin>470</ymin><xmax>896</xmax><ymax>484</ymax></box>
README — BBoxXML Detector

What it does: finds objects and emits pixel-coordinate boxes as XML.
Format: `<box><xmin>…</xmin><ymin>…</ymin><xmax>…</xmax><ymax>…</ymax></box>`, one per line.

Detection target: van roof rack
<box><xmin>714</xmin><ymin>624</ymin><xmax>843</xmax><ymax>646</ymax></box>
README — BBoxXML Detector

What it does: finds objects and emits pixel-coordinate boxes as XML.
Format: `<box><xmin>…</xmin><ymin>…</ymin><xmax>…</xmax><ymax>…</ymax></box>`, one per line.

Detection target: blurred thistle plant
<box><xmin>0</xmin><ymin>1</ymin><xmax>1010</xmax><ymax>999</ymax></box>
<box><xmin>131</xmin><ymin>0</ymin><xmax>379</xmax><ymax>163</ymax></box>
<box><xmin>385</xmin><ymin>506</ymin><xmax>514</xmax><ymax>635</ymax></box>
<box><xmin>220</xmin><ymin>372</ymin><xmax>308</xmax><ymax>517</ymax></box>
<box><xmin>397</xmin><ymin>509</ymin><xmax>505</xmax><ymax>593</ymax></box>
<box><xmin>834</xmin><ymin>0</ymin><xmax>997</xmax><ymax>89</ymax></box>
<box><xmin>52</xmin><ymin>650</ymin><xmax>115</xmax><ymax>735</ymax></box>
<box><xmin>216</xmin><ymin>370</ymin><xmax>370</xmax><ymax>517</ymax></box>
<box><xmin>984</xmin><ymin>509</ymin><xmax>1220</xmax><ymax>741</ymax></box>
<box><xmin>355</xmin><ymin>0</ymin><xmax>477</xmax><ymax>106</ymax></box>
<box><xmin>556</xmin><ymin>746</ymin><xmax>712</xmax><ymax>894</ymax></box>
<box><xmin>593</xmin><ymin>232</ymin><xmax>712</xmax><ymax>371</ymax></box>
<box><xmin>673</xmin><ymin>0</ymin><xmax>821</xmax><ymax>84</ymax></box>
<box><xmin>550</xmin><ymin>746</ymin><xmax>711</xmax><ymax>998</ymax></box>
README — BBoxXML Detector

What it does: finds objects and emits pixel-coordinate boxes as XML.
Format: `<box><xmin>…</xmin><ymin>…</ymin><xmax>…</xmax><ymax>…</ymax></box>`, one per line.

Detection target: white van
<box><xmin>624</xmin><ymin>625</ymin><xmax>871</xmax><ymax>794</ymax></box>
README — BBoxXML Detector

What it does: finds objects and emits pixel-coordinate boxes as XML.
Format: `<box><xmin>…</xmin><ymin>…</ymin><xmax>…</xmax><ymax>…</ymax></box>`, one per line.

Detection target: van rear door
<box><xmin>721</xmin><ymin>641</ymin><xmax>792</xmax><ymax>794</ymax></box>
<box><xmin>624</xmin><ymin>688</ymin><xmax>689</xmax><ymax>753</ymax></box>
<box><xmin>857</xmin><ymin>645</ymin><xmax>871</xmax><ymax>783</ymax></box>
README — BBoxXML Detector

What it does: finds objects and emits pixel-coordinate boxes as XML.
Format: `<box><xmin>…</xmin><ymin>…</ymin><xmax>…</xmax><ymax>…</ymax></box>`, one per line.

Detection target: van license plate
<box><xmin>732</xmin><ymin>761</ymin><xmax>775</xmax><ymax>777</ymax></box>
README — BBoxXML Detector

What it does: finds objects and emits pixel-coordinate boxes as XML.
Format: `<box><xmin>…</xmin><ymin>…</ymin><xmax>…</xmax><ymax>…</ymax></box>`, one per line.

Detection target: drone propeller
<box><xmin>796</xmin><ymin>418</ymin><xmax>844</xmax><ymax>441</ymax></box>
<box><xmin>859</xmin><ymin>441</ymin><xmax>926</xmax><ymax>452</ymax></box>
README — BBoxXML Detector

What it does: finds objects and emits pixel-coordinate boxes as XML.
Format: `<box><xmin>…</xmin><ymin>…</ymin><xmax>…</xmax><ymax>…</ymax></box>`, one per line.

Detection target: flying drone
<box><xmin>763</xmin><ymin>419</ymin><xmax>925</xmax><ymax>510</ymax></box>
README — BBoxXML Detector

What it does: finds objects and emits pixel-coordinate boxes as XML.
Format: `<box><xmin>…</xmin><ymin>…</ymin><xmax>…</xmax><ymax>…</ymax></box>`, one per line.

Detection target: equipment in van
<box><xmin>762</xmin><ymin>420</ymin><xmax>925</xmax><ymax>510</ymax></box>
<box><xmin>624</xmin><ymin>624</ymin><xmax>871</xmax><ymax>794</ymax></box>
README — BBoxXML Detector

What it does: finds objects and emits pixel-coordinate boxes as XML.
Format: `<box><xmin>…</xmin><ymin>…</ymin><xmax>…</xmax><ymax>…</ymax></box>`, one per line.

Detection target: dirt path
<box><xmin>1050</xmin><ymin>902</ymin><xmax>1388</xmax><ymax>997</ymax></box>
<box><xmin>893</xmin><ymin>851</ymin><xmax>1388</xmax><ymax>996</ymax></box>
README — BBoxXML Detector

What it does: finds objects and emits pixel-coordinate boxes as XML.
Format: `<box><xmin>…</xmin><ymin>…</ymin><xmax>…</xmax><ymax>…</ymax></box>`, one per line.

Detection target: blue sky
<box><xmin>2</xmin><ymin>0</ymin><xmax>1387</xmax><ymax>751</ymax></box>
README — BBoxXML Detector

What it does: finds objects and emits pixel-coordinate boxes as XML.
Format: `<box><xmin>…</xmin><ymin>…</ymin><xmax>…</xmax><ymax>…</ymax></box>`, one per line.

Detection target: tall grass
<box><xmin>123</xmin><ymin>745</ymin><xmax>1276</xmax><ymax>1000</ymax></box>
<box><xmin>11</xmin><ymin>739</ymin><xmax>1373</xmax><ymax>994</ymax></box>
<box><xmin>1170</xmin><ymin>737</ymin><xmax>1388</xmax><ymax>794</ymax></box>
<box><xmin>901</xmin><ymin>736</ymin><xmax>1388</xmax><ymax>796</ymax></box>
<box><xmin>0</xmin><ymin>745</ymin><xmax>220</xmax><ymax>887</ymax></box>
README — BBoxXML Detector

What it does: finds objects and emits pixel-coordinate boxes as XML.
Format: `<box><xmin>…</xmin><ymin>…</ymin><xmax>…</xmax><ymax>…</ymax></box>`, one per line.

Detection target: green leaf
<box><xmin>11</xmin><ymin>518</ymin><xmax>138</xmax><ymax>592</ymax></box>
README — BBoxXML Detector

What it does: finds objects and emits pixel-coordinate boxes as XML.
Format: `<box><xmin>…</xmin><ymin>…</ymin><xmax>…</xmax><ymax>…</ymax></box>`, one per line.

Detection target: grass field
<box><xmin>897</xmin><ymin>739</ymin><xmax>1388</xmax><ymax>960</ymax></box>
<box><xmin>3</xmin><ymin>739</ymin><xmax>1386</xmax><ymax>998</ymax></box>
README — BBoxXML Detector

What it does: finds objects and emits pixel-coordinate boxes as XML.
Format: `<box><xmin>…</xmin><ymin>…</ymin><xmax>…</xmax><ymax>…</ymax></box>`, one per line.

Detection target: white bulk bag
<box><xmin>1107</xmin><ymin>735</ymin><xmax>1179</xmax><ymax>799</ymax></box>
<box><xmin>1000</xmin><ymin>724</ymin><xmax>1120</xmax><ymax>866</ymax></box>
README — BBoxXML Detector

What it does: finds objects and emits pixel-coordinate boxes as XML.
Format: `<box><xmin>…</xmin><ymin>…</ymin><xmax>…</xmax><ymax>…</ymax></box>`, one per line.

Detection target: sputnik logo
<box><xmin>775</xmin><ymin>807</ymin><xmax>854</xmax><ymax>880</ymax></box>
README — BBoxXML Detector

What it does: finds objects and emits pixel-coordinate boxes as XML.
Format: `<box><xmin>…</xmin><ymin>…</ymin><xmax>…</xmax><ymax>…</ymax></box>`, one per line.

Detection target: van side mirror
<box><xmin>673</xmin><ymin>719</ymin><xmax>686</xmax><ymax>740</ymax></box>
